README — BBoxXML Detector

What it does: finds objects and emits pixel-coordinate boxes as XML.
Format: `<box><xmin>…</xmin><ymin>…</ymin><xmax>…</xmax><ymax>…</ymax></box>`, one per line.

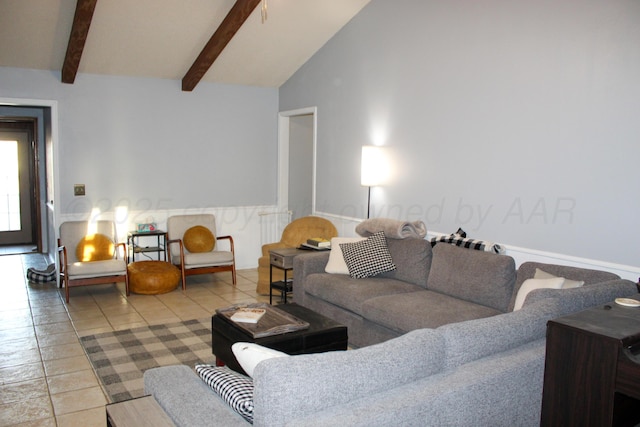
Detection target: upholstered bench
<box><xmin>128</xmin><ymin>261</ymin><xmax>181</xmax><ymax>294</ymax></box>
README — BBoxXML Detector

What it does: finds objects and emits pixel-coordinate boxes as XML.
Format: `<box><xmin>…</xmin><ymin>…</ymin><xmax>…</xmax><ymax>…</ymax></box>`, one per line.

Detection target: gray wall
<box><xmin>280</xmin><ymin>0</ymin><xmax>640</xmax><ymax>267</ymax></box>
<box><xmin>0</xmin><ymin>67</ymin><xmax>279</xmax><ymax>217</ymax></box>
<box><xmin>288</xmin><ymin>114</ymin><xmax>314</xmax><ymax>219</ymax></box>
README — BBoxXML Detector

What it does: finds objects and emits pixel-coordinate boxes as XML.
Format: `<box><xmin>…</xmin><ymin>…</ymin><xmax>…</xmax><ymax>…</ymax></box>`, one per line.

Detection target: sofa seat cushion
<box><xmin>427</xmin><ymin>243</ymin><xmax>516</xmax><ymax>312</ymax></box>
<box><xmin>362</xmin><ymin>290</ymin><xmax>502</xmax><ymax>334</ymax></box>
<box><xmin>305</xmin><ymin>273</ymin><xmax>422</xmax><ymax>315</ymax></box>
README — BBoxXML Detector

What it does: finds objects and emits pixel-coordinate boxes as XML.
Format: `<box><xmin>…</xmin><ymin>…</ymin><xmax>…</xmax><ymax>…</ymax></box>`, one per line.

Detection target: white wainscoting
<box><xmin>59</xmin><ymin>205</ymin><xmax>277</xmax><ymax>270</ymax></box>
<box><xmin>59</xmin><ymin>207</ymin><xmax>640</xmax><ymax>281</ymax></box>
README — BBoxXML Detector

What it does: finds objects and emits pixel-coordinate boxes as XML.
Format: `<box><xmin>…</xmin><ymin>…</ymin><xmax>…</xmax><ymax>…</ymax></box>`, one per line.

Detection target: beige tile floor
<box><xmin>0</xmin><ymin>253</ymin><xmax>266</xmax><ymax>427</ymax></box>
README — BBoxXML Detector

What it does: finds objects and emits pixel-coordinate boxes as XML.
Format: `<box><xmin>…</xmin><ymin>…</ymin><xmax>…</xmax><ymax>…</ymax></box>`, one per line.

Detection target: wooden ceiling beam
<box><xmin>182</xmin><ymin>0</ymin><xmax>262</xmax><ymax>92</ymax></box>
<box><xmin>61</xmin><ymin>0</ymin><xmax>98</xmax><ymax>84</ymax></box>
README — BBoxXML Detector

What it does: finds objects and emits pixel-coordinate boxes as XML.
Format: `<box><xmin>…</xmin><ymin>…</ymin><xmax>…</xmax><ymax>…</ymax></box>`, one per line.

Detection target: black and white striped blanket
<box><xmin>430</xmin><ymin>230</ymin><xmax>505</xmax><ymax>254</ymax></box>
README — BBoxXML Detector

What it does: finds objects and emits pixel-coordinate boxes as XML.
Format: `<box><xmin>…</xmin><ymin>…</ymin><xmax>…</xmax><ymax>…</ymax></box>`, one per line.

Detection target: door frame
<box><xmin>0</xmin><ymin>97</ymin><xmax>60</xmax><ymax>262</ymax></box>
<box><xmin>277</xmin><ymin>107</ymin><xmax>317</xmax><ymax>216</ymax></box>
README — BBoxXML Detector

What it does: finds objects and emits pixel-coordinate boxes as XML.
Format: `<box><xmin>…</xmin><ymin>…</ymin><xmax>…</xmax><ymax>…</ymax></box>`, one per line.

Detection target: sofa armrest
<box><xmin>292</xmin><ymin>251</ymin><xmax>330</xmax><ymax>305</ymax></box>
<box><xmin>252</xmin><ymin>327</ymin><xmax>445</xmax><ymax>426</ymax></box>
<box><xmin>285</xmin><ymin>339</ymin><xmax>547</xmax><ymax>427</ymax></box>
<box><xmin>144</xmin><ymin>365</ymin><xmax>248</xmax><ymax>426</ymax></box>
<box><xmin>260</xmin><ymin>241</ymin><xmax>289</xmax><ymax>257</ymax></box>
<box><xmin>523</xmin><ymin>278</ymin><xmax>638</xmax><ymax>316</ymax></box>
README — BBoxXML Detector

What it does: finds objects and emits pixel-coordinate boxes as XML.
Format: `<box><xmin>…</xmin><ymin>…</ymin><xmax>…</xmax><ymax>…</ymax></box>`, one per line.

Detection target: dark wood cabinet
<box><xmin>540</xmin><ymin>296</ymin><xmax>640</xmax><ymax>427</ymax></box>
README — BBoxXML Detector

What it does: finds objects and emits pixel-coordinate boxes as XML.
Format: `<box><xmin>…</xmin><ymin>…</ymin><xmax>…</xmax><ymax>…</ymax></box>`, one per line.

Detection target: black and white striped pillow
<box><xmin>339</xmin><ymin>231</ymin><xmax>396</xmax><ymax>279</ymax></box>
<box><xmin>195</xmin><ymin>365</ymin><xmax>254</xmax><ymax>424</ymax></box>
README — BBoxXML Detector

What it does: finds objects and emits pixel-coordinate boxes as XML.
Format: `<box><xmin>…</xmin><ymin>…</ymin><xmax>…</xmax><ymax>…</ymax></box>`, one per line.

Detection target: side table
<box><xmin>540</xmin><ymin>295</ymin><xmax>640</xmax><ymax>426</ymax></box>
<box><xmin>269</xmin><ymin>247</ymin><xmax>307</xmax><ymax>304</ymax></box>
<box><xmin>128</xmin><ymin>230</ymin><xmax>167</xmax><ymax>262</ymax></box>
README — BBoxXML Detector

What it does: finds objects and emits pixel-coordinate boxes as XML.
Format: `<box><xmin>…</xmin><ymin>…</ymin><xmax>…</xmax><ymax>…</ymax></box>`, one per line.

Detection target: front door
<box><xmin>0</xmin><ymin>124</ymin><xmax>36</xmax><ymax>246</ymax></box>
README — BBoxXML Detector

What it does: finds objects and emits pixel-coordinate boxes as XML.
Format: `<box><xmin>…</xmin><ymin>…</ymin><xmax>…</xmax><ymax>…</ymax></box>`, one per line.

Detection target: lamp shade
<box><xmin>361</xmin><ymin>145</ymin><xmax>389</xmax><ymax>187</ymax></box>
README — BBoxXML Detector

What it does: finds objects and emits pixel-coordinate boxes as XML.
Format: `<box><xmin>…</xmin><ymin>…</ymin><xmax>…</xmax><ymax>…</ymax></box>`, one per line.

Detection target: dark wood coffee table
<box><xmin>212</xmin><ymin>303</ymin><xmax>348</xmax><ymax>374</ymax></box>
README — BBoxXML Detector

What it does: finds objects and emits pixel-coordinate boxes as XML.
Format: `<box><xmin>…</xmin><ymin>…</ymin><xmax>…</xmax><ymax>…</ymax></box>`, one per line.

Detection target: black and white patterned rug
<box><xmin>80</xmin><ymin>318</ymin><xmax>215</xmax><ymax>403</ymax></box>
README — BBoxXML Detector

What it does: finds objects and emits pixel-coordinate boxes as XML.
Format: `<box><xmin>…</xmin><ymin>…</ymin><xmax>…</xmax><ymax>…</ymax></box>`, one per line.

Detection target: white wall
<box><xmin>280</xmin><ymin>0</ymin><xmax>640</xmax><ymax>269</ymax></box>
<box><xmin>288</xmin><ymin>114</ymin><xmax>314</xmax><ymax>219</ymax></box>
<box><xmin>0</xmin><ymin>67</ymin><xmax>278</xmax><ymax>213</ymax></box>
<box><xmin>0</xmin><ymin>67</ymin><xmax>279</xmax><ymax>268</ymax></box>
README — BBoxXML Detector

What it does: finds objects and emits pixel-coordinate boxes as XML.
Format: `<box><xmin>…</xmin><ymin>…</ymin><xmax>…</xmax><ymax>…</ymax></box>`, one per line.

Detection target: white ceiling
<box><xmin>0</xmin><ymin>0</ymin><xmax>370</xmax><ymax>88</ymax></box>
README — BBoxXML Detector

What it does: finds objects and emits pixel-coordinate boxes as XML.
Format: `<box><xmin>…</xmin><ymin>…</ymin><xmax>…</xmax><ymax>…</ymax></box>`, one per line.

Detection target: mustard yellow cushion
<box><xmin>75</xmin><ymin>233</ymin><xmax>115</xmax><ymax>262</ymax></box>
<box><xmin>183</xmin><ymin>226</ymin><xmax>215</xmax><ymax>253</ymax></box>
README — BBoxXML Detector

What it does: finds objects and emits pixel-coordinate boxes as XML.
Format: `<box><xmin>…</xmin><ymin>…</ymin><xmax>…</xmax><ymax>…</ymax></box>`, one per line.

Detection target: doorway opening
<box><xmin>0</xmin><ymin>119</ymin><xmax>41</xmax><ymax>254</ymax></box>
<box><xmin>277</xmin><ymin>107</ymin><xmax>317</xmax><ymax>219</ymax></box>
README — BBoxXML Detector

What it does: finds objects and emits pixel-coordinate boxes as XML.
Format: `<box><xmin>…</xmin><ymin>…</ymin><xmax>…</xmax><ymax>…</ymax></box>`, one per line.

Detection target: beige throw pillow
<box><xmin>325</xmin><ymin>237</ymin><xmax>366</xmax><ymax>274</ymax></box>
<box><xmin>534</xmin><ymin>268</ymin><xmax>585</xmax><ymax>289</ymax></box>
<box><xmin>513</xmin><ymin>277</ymin><xmax>565</xmax><ymax>311</ymax></box>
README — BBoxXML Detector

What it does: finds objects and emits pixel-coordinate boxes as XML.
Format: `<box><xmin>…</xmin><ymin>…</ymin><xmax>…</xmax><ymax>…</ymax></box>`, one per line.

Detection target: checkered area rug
<box><xmin>80</xmin><ymin>318</ymin><xmax>215</xmax><ymax>403</ymax></box>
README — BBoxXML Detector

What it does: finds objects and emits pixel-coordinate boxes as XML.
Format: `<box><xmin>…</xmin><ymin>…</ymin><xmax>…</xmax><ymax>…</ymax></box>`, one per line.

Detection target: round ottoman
<box><xmin>128</xmin><ymin>261</ymin><xmax>181</xmax><ymax>295</ymax></box>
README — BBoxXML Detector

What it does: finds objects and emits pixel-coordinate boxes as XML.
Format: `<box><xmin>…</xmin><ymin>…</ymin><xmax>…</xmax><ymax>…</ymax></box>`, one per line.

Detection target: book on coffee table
<box><xmin>217</xmin><ymin>303</ymin><xmax>310</xmax><ymax>338</ymax></box>
<box><xmin>230</xmin><ymin>308</ymin><xmax>266</xmax><ymax>323</ymax></box>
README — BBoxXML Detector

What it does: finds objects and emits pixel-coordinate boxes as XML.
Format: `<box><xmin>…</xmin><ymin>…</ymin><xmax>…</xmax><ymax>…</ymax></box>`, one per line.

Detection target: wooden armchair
<box><xmin>58</xmin><ymin>220</ymin><xmax>129</xmax><ymax>303</ymax></box>
<box><xmin>167</xmin><ymin>214</ymin><xmax>236</xmax><ymax>290</ymax></box>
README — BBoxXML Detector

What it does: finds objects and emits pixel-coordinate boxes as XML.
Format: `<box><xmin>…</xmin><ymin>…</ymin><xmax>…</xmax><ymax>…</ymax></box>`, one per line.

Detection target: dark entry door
<box><xmin>0</xmin><ymin>124</ymin><xmax>36</xmax><ymax>246</ymax></box>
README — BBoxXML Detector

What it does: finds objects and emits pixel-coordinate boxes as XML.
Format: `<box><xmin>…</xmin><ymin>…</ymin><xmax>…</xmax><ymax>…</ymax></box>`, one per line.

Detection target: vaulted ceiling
<box><xmin>0</xmin><ymin>0</ymin><xmax>370</xmax><ymax>90</ymax></box>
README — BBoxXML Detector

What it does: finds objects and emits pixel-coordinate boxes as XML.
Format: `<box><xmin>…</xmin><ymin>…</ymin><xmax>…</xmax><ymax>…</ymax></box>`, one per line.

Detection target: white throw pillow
<box><xmin>534</xmin><ymin>268</ymin><xmax>585</xmax><ymax>289</ymax></box>
<box><xmin>231</xmin><ymin>342</ymin><xmax>288</xmax><ymax>378</ymax></box>
<box><xmin>513</xmin><ymin>277</ymin><xmax>565</xmax><ymax>311</ymax></box>
<box><xmin>325</xmin><ymin>237</ymin><xmax>366</xmax><ymax>274</ymax></box>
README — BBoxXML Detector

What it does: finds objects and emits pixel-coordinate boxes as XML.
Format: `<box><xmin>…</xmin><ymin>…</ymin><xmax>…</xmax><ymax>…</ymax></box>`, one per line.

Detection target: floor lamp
<box><xmin>361</xmin><ymin>145</ymin><xmax>388</xmax><ymax>219</ymax></box>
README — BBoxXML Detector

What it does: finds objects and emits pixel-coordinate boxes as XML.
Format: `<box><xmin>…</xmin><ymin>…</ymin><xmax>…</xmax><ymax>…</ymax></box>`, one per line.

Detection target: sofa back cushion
<box><xmin>427</xmin><ymin>243</ymin><xmax>516</xmax><ymax>312</ymax></box>
<box><xmin>439</xmin><ymin>298</ymin><xmax>561</xmax><ymax>370</ymax></box>
<box><xmin>377</xmin><ymin>238</ymin><xmax>432</xmax><ymax>288</ymax></box>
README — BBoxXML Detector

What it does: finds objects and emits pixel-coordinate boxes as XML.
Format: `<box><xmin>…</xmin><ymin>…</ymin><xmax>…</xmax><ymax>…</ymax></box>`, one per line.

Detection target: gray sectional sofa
<box><xmin>143</xmin><ymin>238</ymin><xmax>638</xmax><ymax>426</ymax></box>
<box><xmin>295</xmin><ymin>240</ymin><xmax>520</xmax><ymax>347</ymax></box>
<box><xmin>294</xmin><ymin>238</ymin><xmax>633</xmax><ymax>347</ymax></box>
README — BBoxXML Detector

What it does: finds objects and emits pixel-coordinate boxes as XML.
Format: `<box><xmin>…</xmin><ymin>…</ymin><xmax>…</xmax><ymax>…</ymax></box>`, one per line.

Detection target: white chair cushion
<box><xmin>172</xmin><ymin>251</ymin><xmax>234</xmax><ymax>269</ymax></box>
<box><xmin>67</xmin><ymin>259</ymin><xmax>127</xmax><ymax>278</ymax></box>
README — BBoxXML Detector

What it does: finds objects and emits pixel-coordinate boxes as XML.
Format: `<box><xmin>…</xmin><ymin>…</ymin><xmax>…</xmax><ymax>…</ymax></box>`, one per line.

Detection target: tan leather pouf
<box><xmin>128</xmin><ymin>261</ymin><xmax>181</xmax><ymax>295</ymax></box>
